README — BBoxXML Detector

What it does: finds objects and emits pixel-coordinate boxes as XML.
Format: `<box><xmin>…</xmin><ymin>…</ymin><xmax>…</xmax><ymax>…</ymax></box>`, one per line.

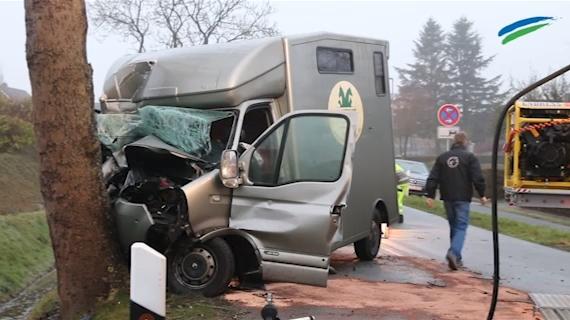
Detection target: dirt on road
<box><xmin>225</xmin><ymin>250</ymin><xmax>540</xmax><ymax>320</ymax></box>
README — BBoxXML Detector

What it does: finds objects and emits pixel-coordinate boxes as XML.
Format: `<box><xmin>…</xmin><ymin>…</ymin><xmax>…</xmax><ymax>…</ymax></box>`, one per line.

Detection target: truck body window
<box><xmin>249</xmin><ymin>115</ymin><xmax>349</xmax><ymax>186</ymax></box>
<box><xmin>317</xmin><ymin>47</ymin><xmax>354</xmax><ymax>74</ymax></box>
<box><xmin>373</xmin><ymin>52</ymin><xmax>386</xmax><ymax>95</ymax></box>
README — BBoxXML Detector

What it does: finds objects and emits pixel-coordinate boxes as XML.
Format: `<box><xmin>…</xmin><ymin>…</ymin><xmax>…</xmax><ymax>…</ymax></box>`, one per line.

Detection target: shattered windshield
<box><xmin>97</xmin><ymin>106</ymin><xmax>235</xmax><ymax>162</ymax></box>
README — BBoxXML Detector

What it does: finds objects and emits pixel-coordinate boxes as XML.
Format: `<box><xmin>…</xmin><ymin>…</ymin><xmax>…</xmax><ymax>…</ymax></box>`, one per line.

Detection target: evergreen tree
<box><xmin>446</xmin><ymin>17</ymin><xmax>504</xmax><ymax>143</ymax></box>
<box><xmin>396</xmin><ymin>18</ymin><xmax>451</xmax><ymax>153</ymax></box>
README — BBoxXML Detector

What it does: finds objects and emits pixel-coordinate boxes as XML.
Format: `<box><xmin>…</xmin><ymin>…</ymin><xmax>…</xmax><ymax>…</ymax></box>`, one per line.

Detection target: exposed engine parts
<box><xmin>520</xmin><ymin>123</ymin><xmax>570</xmax><ymax>179</ymax></box>
<box><xmin>101</xmin><ymin>142</ymin><xmax>206</xmax><ymax>253</ymax></box>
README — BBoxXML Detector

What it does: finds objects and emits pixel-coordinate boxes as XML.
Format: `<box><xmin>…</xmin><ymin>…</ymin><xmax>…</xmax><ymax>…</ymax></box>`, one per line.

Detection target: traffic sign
<box><xmin>437</xmin><ymin>126</ymin><xmax>460</xmax><ymax>139</ymax></box>
<box><xmin>437</xmin><ymin>104</ymin><xmax>461</xmax><ymax>127</ymax></box>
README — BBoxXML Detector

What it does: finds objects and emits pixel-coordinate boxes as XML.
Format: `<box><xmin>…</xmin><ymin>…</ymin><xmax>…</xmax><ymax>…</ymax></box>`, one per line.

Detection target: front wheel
<box><xmin>354</xmin><ymin>219</ymin><xmax>381</xmax><ymax>261</ymax></box>
<box><xmin>167</xmin><ymin>237</ymin><xmax>235</xmax><ymax>297</ymax></box>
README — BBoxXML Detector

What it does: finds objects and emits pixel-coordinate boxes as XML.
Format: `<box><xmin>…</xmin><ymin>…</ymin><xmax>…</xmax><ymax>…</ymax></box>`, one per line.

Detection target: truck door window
<box><xmin>373</xmin><ymin>52</ymin><xmax>387</xmax><ymax>95</ymax></box>
<box><xmin>240</xmin><ymin>107</ymin><xmax>273</xmax><ymax>144</ymax></box>
<box><xmin>249</xmin><ymin>125</ymin><xmax>284</xmax><ymax>185</ymax></box>
<box><xmin>249</xmin><ymin>115</ymin><xmax>349</xmax><ymax>186</ymax></box>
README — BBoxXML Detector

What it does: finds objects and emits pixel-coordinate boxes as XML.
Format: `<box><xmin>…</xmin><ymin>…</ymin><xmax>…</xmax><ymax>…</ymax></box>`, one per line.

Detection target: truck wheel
<box><xmin>167</xmin><ymin>237</ymin><xmax>235</xmax><ymax>297</ymax></box>
<box><xmin>354</xmin><ymin>219</ymin><xmax>381</xmax><ymax>261</ymax></box>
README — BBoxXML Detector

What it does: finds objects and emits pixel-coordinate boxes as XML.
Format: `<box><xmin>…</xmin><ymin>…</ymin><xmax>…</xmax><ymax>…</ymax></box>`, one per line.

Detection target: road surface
<box><xmin>227</xmin><ymin>250</ymin><xmax>537</xmax><ymax>320</ymax></box>
<box><xmin>384</xmin><ymin>206</ymin><xmax>570</xmax><ymax>294</ymax></box>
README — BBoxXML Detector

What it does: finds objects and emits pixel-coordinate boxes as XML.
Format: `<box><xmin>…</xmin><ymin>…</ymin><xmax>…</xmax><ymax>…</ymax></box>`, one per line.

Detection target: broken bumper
<box><xmin>114</xmin><ymin>199</ymin><xmax>154</xmax><ymax>254</ymax></box>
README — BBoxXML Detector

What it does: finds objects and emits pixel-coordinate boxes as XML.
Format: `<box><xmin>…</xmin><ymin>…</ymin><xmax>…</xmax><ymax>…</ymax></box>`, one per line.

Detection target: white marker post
<box><xmin>130</xmin><ymin>243</ymin><xmax>166</xmax><ymax>320</ymax></box>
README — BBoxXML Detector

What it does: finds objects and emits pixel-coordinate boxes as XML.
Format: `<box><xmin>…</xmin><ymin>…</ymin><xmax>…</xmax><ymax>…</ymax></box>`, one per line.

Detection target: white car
<box><xmin>395</xmin><ymin>159</ymin><xmax>429</xmax><ymax>195</ymax></box>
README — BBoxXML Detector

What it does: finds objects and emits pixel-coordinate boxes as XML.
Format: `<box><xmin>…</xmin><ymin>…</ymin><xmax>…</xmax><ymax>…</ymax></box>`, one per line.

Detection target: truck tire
<box><xmin>354</xmin><ymin>218</ymin><xmax>381</xmax><ymax>261</ymax></box>
<box><xmin>167</xmin><ymin>237</ymin><xmax>235</xmax><ymax>297</ymax></box>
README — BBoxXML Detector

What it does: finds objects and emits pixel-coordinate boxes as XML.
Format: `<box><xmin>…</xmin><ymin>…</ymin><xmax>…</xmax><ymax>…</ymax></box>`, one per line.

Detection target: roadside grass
<box><xmin>0</xmin><ymin>153</ymin><xmax>42</xmax><ymax>214</ymax></box>
<box><xmin>94</xmin><ymin>290</ymin><xmax>241</xmax><ymax>320</ymax></box>
<box><xmin>29</xmin><ymin>289</ymin><xmax>243</xmax><ymax>320</ymax></box>
<box><xmin>405</xmin><ymin>195</ymin><xmax>570</xmax><ymax>252</ymax></box>
<box><xmin>0</xmin><ymin>211</ymin><xmax>53</xmax><ymax>302</ymax></box>
<box><xmin>27</xmin><ymin>290</ymin><xmax>59</xmax><ymax>320</ymax></box>
<box><xmin>498</xmin><ymin>205</ymin><xmax>570</xmax><ymax>227</ymax></box>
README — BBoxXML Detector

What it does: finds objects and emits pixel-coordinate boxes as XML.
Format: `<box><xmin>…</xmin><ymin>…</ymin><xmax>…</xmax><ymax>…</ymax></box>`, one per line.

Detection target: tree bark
<box><xmin>25</xmin><ymin>1</ymin><xmax>123</xmax><ymax>318</ymax></box>
<box><xmin>403</xmin><ymin>135</ymin><xmax>409</xmax><ymax>158</ymax></box>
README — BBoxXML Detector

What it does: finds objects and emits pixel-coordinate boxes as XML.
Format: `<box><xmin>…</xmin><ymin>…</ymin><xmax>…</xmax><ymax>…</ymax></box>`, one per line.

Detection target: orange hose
<box><xmin>504</xmin><ymin>118</ymin><xmax>570</xmax><ymax>153</ymax></box>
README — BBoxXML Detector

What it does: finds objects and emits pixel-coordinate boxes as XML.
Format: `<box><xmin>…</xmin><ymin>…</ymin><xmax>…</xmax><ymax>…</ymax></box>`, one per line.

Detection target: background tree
<box><xmin>396</xmin><ymin>18</ymin><xmax>451</xmax><ymax>153</ymax></box>
<box><xmin>0</xmin><ymin>96</ymin><xmax>33</xmax><ymax>122</ymax></box>
<box><xmin>90</xmin><ymin>0</ymin><xmax>152</xmax><ymax>52</ymax></box>
<box><xmin>513</xmin><ymin>74</ymin><xmax>570</xmax><ymax>101</ymax></box>
<box><xmin>0</xmin><ymin>115</ymin><xmax>34</xmax><ymax>152</ymax></box>
<box><xmin>25</xmin><ymin>0</ymin><xmax>123</xmax><ymax>318</ymax></box>
<box><xmin>392</xmin><ymin>86</ymin><xmax>432</xmax><ymax>157</ymax></box>
<box><xmin>446</xmin><ymin>17</ymin><xmax>504</xmax><ymax>143</ymax></box>
<box><xmin>91</xmin><ymin>0</ymin><xmax>279</xmax><ymax>52</ymax></box>
<box><xmin>0</xmin><ymin>96</ymin><xmax>35</xmax><ymax>153</ymax></box>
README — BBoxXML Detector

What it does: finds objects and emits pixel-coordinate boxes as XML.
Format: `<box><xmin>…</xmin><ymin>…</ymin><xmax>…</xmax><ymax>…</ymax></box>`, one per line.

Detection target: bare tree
<box><xmin>90</xmin><ymin>0</ymin><xmax>152</xmax><ymax>52</ymax></box>
<box><xmin>180</xmin><ymin>0</ymin><xmax>278</xmax><ymax>45</ymax></box>
<box><xmin>90</xmin><ymin>0</ymin><xmax>279</xmax><ymax>51</ymax></box>
<box><xmin>155</xmin><ymin>0</ymin><xmax>189</xmax><ymax>48</ymax></box>
<box><xmin>513</xmin><ymin>74</ymin><xmax>570</xmax><ymax>101</ymax></box>
<box><xmin>25</xmin><ymin>0</ymin><xmax>124</xmax><ymax>318</ymax></box>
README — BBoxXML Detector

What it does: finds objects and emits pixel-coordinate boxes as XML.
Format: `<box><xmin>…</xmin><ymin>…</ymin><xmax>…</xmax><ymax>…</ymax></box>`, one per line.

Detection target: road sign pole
<box><xmin>437</xmin><ymin>104</ymin><xmax>461</xmax><ymax>150</ymax></box>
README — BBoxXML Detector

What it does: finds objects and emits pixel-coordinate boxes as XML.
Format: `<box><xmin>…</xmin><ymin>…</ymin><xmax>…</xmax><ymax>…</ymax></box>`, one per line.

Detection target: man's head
<box><xmin>453</xmin><ymin>132</ymin><xmax>469</xmax><ymax>146</ymax></box>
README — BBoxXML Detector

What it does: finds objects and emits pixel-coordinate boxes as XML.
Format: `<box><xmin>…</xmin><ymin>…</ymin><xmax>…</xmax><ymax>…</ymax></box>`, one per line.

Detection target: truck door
<box><xmin>229</xmin><ymin>111</ymin><xmax>355</xmax><ymax>286</ymax></box>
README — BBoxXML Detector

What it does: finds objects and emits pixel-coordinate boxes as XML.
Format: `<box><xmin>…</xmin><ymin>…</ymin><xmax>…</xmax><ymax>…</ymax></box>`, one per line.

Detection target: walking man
<box><xmin>425</xmin><ymin>132</ymin><xmax>487</xmax><ymax>270</ymax></box>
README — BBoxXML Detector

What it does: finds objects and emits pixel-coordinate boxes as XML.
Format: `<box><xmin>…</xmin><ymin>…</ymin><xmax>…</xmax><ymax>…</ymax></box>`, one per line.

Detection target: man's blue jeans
<box><xmin>443</xmin><ymin>201</ymin><xmax>471</xmax><ymax>261</ymax></box>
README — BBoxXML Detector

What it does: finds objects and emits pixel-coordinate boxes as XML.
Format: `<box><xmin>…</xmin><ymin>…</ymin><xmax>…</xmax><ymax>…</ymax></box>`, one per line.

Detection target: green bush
<box><xmin>0</xmin><ymin>115</ymin><xmax>35</xmax><ymax>153</ymax></box>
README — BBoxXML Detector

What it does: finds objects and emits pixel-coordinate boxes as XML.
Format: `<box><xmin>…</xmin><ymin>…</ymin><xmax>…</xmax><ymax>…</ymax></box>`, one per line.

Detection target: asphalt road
<box><xmin>383</xmin><ymin>206</ymin><xmax>570</xmax><ymax>294</ymax></box>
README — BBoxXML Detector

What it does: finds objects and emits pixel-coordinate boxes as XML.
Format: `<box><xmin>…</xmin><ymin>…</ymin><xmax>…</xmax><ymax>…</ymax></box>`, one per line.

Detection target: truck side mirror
<box><xmin>220</xmin><ymin>150</ymin><xmax>240</xmax><ymax>188</ymax></box>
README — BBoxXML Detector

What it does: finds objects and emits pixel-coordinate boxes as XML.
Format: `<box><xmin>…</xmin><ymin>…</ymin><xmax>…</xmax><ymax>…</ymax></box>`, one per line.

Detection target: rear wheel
<box><xmin>354</xmin><ymin>218</ymin><xmax>381</xmax><ymax>261</ymax></box>
<box><xmin>167</xmin><ymin>237</ymin><xmax>235</xmax><ymax>297</ymax></box>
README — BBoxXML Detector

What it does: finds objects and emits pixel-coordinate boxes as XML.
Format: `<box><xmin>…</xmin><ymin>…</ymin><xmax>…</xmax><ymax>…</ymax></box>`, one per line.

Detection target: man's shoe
<box><xmin>457</xmin><ymin>259</ymin><xmax>464</xmax><ymax>268</ymax></box>
<box><xmin>446</xmin><ymin>251</ymin><xmax>458</xmax><ymax>271</ymax></box>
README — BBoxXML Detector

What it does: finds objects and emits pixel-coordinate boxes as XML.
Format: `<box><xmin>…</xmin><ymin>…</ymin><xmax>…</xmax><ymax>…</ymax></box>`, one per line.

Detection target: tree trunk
<box><xmin>403</xmin><ymin>135</ymin><xmax>409</xmax><ymax>158</ymax></box>
<box><xmin>25</xmin><ymin>1</ymin><xmax>124</xmax><ymax>318</ymax></box>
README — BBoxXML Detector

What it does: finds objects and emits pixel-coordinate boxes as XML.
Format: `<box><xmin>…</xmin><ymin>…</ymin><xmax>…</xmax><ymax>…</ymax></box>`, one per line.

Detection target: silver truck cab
<box><xmin>98</xmin><ymin>33</ymin><xmax>399</xmax><ymax>296</ymax></box>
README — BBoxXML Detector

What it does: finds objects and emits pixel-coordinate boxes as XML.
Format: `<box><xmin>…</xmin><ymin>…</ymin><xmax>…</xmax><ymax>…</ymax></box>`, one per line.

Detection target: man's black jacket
<box><xmin>425</xmin><ymin>143</ymin><xmax>486</xmax><ymax>202</ymax></box>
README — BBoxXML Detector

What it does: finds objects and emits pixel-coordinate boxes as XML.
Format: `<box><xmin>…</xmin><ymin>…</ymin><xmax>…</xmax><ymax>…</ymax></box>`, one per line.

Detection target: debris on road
<box><xmin>225</xmin><ymin>251</ymin><xmax>540</xmax><ymax>320</ymax></box>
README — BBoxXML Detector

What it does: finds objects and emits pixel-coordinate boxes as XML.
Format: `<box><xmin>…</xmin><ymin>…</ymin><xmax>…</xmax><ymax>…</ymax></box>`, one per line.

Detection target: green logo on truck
<box><xmin>338</xmin><ymin>87</ymin><xmax>353</xmax><ymax>108</ymax></box>
<box><xmin>328</xmin><ymin>81</ymin><xmax>364</xmax><ymax>140</ymax></box>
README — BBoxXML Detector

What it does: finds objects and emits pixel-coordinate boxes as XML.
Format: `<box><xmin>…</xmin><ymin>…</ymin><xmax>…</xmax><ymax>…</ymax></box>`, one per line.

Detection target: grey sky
<box><xmin>1</xmin><ymin>0</ymin><xmax>569</xmax><ymax>97</ymax></box>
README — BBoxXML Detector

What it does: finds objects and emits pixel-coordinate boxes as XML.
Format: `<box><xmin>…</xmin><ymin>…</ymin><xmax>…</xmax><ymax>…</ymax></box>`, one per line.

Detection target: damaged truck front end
<box><xmin>99</xmin><ymin>106</ymin><xmax>235</xmax><ymax>255</ymax></box>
